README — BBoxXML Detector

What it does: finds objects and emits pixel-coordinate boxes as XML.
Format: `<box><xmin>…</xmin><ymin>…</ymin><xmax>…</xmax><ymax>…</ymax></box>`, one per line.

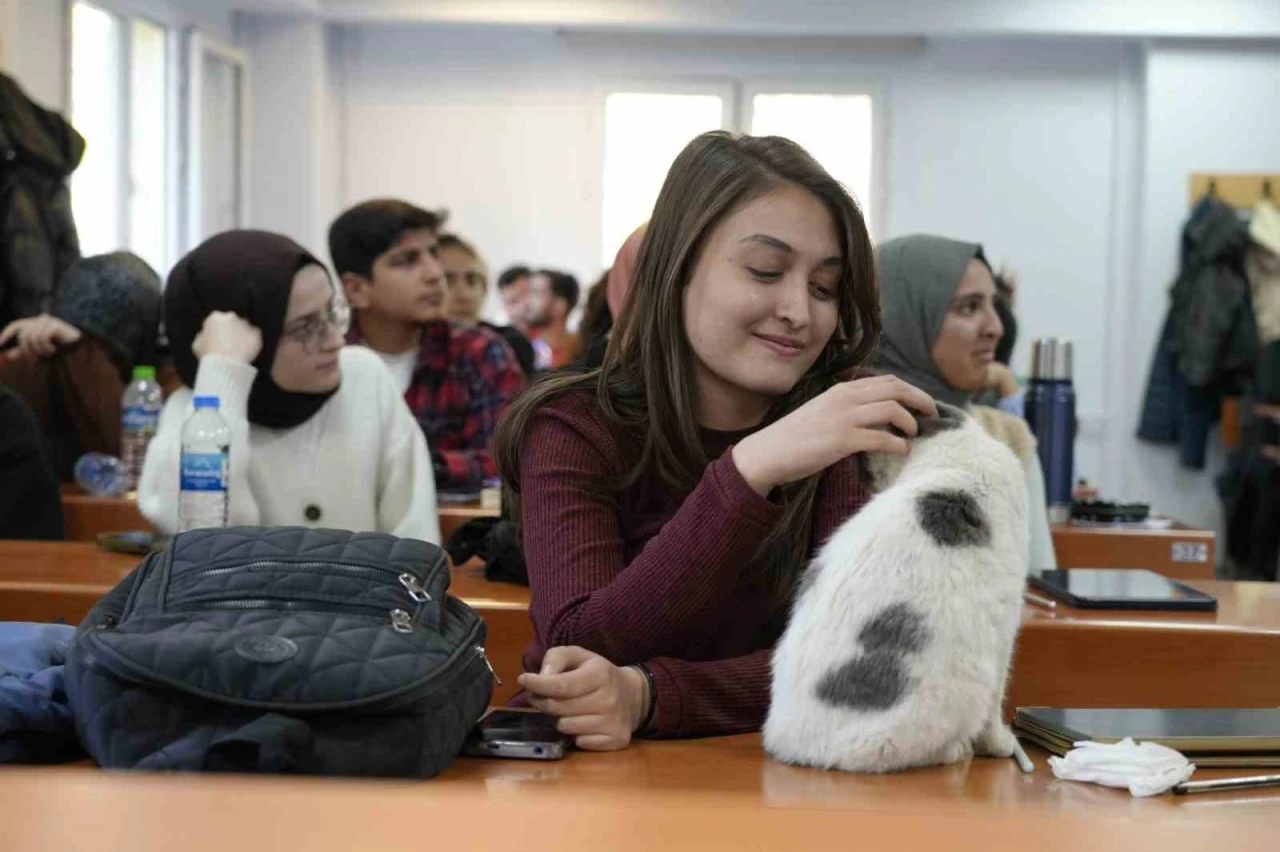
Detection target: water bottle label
<box><xmin>180</xmin><ymin>452</ymin><xmax>228</xmax><ymax>492</ymax></box>
<box><xmin>123</xmin><ymin>405</ymin><xmax>160</xmax><ymax>433</ymax></box>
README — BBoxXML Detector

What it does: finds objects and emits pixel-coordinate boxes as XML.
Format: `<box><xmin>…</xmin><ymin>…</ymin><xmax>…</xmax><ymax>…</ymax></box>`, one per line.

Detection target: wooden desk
<box><xmin>57</xmin><ymin>489</ymin><xmax>495</xmax><ymax>544</ymax></box>
<box><xmin>1007</xmin><ymin>579</ymin><xmax>1280</xmax><ymax>713</ymax></box>
<box><xmin>1051</xmin><ymin>522</ymin><xmax>1216</xmax><ymax>580</ymax></box>
<box><xmin>6</xmin><ymin>544</ymin><xmax>1280</xmax><ymax>712</ymax></box>
<box><xmin>59</xmin><ymin>489</ymin><xmax>154</xmax><ymax>541</ymax></box>
<box><xmin>1</xmin><ymin>737</ymin><xmax>1275</xmax><ymax>851</ymax></box>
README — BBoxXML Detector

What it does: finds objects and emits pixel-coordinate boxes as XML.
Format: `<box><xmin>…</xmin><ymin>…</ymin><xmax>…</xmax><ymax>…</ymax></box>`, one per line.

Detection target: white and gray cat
<box><xmin>764</xmin><ymin>402</ymin><xmax>1029</xmax><ymax>773</ymax></box>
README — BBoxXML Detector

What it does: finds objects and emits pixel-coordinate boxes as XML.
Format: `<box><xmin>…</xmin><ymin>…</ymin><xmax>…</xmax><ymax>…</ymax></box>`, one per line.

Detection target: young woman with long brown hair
<box><xmin>495</xmin><ymin>132</ymin><xmax>936</xmax><ymax>751</ymax></box>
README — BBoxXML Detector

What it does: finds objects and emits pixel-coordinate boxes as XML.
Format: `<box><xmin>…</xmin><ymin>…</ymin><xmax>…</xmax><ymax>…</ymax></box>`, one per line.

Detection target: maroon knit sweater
<box><xmin>518</xmin><ymin>390</ymin><xmax>869</xmax><ymax>738</ymax></box>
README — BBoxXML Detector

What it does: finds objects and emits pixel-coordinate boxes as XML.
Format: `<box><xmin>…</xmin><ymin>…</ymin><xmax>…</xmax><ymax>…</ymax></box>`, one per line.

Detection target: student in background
<box><xmin>982</xmin><ymin>268</ymin><xmax>1025</xmax><ymax>415</ymax></box>
<box><xmin>578</xmin><ymin>271</ymin><xmax>614</xmax><ymax>367</ymax></box>
<box><xmin>438</xmin><ymin>233</ymin><xmax>536</xmax><ymax>377</ymax></box>
<box><xmin>0</xmin><ymin>252</ymin><xmax>161</xmax><ymax>480</ymax></box>
<box><xmin>330</xmin><ymin>200</ymin><xmax>525</xmax><ymax>492</ymax></box>
<box><xmin>874</xmin><ymin>235</ymin><xmax>1055</xmax><ymax>570</ymax></box>
<box><xmin>0</xmin><ymin>386</ymin><xmax>63</xmax><ymax>540</ymax></box>
<box><xmin>495</xmin><ymin>131</ymin><xmax>935</xmax><ymax>750</ymax></box>
<box><xmin>526</xmin><ymin>269</ymin><xmax>582</xmax><ymax>369</ymax></box>
<box><xmin>606</xmin><ymin>223</ymin><xmax>646</xmax><ymax>321</ymax></box>
<box><xmin>138</xmin><ymin>230</ymin><xmax>439</xmax><ymax>542</ymax></box>
<box><xmin>496</xmin><ymin>265</ymin><xmax>532</xmax><ymax>332</ymax></box>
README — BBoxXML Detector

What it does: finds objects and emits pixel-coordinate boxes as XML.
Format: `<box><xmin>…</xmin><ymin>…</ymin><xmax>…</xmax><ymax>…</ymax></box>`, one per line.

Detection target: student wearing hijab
<box><xmin>138</xmin><ymin>230</ymin><xmax>440</xmax><ymax>542</ymax></box>
<box><xmin>874</xmin><ymin>234</ymin><xmax>1056</xmax><ymax>570</ymax></box>
<box><xmin>0</xmin><ymin>252</ymin><xmax>162</xmax><ymax>479</ymax></box>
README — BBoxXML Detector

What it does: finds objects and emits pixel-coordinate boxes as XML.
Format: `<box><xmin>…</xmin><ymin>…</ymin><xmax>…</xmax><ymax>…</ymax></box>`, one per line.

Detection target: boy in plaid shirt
<box><xmin>330</xmin><ymin>199</ymin><xmax>525</xmax><ymax>490</ymax></box>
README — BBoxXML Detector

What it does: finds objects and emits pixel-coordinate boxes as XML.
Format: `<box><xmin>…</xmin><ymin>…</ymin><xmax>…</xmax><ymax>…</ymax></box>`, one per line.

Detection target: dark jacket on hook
<box><xmin>1138</xmin><ymin>196</ymin><xmax>1257</xmax><ymax>468</ymax></box>
<box><xmin>0</xmin><ymin>73</ymin><xmax>84</xmax><ymax>330</ymax></box>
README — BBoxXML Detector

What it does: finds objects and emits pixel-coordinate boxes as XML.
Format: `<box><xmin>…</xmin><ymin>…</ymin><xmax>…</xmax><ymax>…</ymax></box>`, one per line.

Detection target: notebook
<box><xmin>1013</xmin><ymin>708</ymin><xmax>1280</xmax><ymax>767</ymax></box>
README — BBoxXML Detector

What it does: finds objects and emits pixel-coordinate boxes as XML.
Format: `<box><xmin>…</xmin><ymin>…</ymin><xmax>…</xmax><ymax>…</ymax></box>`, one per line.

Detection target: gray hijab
<box><xmin>873</xmin><ymin>234</ymin><xmax>986</xmax><ymax>408</ymax></box>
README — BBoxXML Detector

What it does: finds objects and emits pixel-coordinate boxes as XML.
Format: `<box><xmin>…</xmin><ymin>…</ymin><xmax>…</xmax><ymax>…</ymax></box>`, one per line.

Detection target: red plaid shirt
<box><xmin>348</xmin><ymin>321</ymin><xmax>526</xmax><ymax>489</ymax></box>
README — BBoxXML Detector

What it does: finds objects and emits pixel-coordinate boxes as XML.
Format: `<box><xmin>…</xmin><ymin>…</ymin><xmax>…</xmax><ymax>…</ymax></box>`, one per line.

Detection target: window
<box><xmin>69</xmin><ymin>2</ymin><xmax>123</xmax><ymax>258</ymax></box>
<box><xmin>600</xmin><ymin>91</ymin><xmax>727</xmax><ymax>266</ymax></box>
<box><xmin>748</xmin><ymin>92</ymin><xmax>876</xmax><ymax>231</ymax></box>
<box><xmin>129</xmin><ymin>18</ymin><xmax>168</xmax><ymax>272</ymax></box>
<box><xmin>600</xmin><ymin>82</ymin><xmax>880</xmax><ymax>262</ymax></box>
<box><xmin>69</xmin><ymin>2</ymin><xmax>172</xmax><ymax>270</ymax></box>
<box><xmin>184</xmin><ymin>34</ymin><xmax>248</xmax><ymax>251</ymax></box>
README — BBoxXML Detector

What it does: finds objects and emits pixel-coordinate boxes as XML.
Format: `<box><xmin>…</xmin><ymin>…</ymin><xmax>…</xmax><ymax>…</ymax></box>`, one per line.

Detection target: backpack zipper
<box><xmin>475</xmin><ymin>645</ymin><xmax>502</xmax><ymax>685</ymax></box>
<box><xmin>171</xmin><ymin>560</ymin><xmax>435</xmax><ymax>605</ymax></box>
<box><xmin>180</xmin><ymin>561</ymin><xmax>411</xmax><ymax>582</ymax></box>
<box><xmin>178</xmin><ymin>597</ymin><xmax>414</xmax><ymax>633</ymax></box>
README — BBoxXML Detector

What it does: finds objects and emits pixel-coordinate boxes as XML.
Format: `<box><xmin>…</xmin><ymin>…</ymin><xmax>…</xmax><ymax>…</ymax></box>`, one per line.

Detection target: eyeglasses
<box><xmin>283</xmin><ymin>300</ymin><xmax>351</xmax><ymax>355</ymax></box>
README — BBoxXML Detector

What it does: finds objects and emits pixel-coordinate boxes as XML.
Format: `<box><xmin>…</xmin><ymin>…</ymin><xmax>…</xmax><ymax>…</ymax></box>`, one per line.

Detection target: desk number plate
<box><xmin>1171</xmin><ymin>542</ymin><xmax>1209</xmax><ymax>563</ymax></box>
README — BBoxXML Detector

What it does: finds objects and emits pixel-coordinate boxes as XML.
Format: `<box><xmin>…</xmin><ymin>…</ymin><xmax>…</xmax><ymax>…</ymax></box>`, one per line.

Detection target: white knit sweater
<box><xmin>138</xmin><ymin>347</ymin><xmax>440</xmax><ymax>543</ymax></box>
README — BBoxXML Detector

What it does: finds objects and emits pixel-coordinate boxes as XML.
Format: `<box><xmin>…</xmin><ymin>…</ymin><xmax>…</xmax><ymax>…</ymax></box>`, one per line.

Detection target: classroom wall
<box><xmin>331</xmin><ymin>24</ymin><xmax>1130</xmax><ymax>489</ymax></box>
<box><xmin>5</xmin><ymin>0</ymin><xmax>65</xmax><ymax>110</ymax></box>
<box><xmin>1119</xmin><ymin>42</ymin><xmax>1280</xmax><ymax>531</ymax></box>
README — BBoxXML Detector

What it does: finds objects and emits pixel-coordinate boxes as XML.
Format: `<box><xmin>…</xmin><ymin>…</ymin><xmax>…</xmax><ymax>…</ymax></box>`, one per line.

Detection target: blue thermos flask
<box><xmin>1024</xmin><ymin>337</ymin><xmax>1075</xmax><ymax>524</ymax></box>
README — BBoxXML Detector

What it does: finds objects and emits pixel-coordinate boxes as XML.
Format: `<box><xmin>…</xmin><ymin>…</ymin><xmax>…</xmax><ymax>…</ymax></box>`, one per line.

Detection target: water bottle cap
<box><xmin>133</xmin><ymin>366</ymin><xmax>156</xmax><ymax>380</ymax></box>
<box><xmin>1030</xmin><ymin>338</ymin><xmax>1073</xmax><ymax>381</ymax></box>
<box><xmin>193</xmin><ymin>395</ymin><xmax>220</xmax><ymax>409</ymax></box>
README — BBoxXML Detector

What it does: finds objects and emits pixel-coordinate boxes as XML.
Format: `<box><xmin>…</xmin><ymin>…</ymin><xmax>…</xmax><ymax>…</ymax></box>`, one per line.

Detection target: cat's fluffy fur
<box><xmin>764</xmin><ymin>403</ymin><xmax>1029</xmax><ymax>773</ymax></box>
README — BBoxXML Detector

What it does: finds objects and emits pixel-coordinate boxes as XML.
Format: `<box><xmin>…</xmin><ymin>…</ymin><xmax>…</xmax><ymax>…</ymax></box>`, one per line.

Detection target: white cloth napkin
<box><xmin>1048</xmin><ymin>737</ymin><xmax>1196</xmax><ymax>797</ymax></box>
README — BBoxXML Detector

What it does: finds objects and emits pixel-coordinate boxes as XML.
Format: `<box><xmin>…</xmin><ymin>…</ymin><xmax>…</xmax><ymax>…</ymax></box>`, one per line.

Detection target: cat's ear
<box><xmin>914</xmin><ymin>401</ymin><xmax>967</xmax><ymax>440</ymax></box>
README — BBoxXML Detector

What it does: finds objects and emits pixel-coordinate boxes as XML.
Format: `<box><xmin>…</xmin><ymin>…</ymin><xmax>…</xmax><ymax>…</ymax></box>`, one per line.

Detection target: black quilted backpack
<box><xmin>65</xmin><ymin>527</ymin><xmax>494</xmax><ymax>777</ymax></box>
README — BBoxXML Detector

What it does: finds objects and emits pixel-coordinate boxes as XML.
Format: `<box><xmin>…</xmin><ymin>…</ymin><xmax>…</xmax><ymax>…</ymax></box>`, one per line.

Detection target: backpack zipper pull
<box><xmin>390</xmin><ymin>608</ymin><xmax>413</xmax><ymax>633</ymax></box>
<box><xmin>476</xmin><ymin>645</ymin><xmax>502</xmax><ymax>685</ymax></box>
<box><xmin>398</xmin><ymin>573</ymin><xmax>432</xmax><ymax>603</ymax></box>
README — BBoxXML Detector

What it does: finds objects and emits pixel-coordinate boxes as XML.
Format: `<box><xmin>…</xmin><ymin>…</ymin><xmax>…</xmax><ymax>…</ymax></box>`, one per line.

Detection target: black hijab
<box><xmin>165</xmin><ymin>230</ymin><xmax>339</xmax><ymax>429</ymax></box>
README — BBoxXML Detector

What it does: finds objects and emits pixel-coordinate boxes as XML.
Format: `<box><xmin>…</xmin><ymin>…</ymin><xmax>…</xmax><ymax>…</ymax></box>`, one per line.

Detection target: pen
<box><xmin>1173</xmin><ymin>773</ymin><xmax>1280</xmax><ymax>795</ymax></box>
<box><xmin>1010</xmin><ymin>738</ymin><xmax>1034</xmax><ymax>773</ymax></box>
<box><xmin>1023</xmin><ymin>590</ymin><xmax>1057</xmax><ymax>610</ymax></box>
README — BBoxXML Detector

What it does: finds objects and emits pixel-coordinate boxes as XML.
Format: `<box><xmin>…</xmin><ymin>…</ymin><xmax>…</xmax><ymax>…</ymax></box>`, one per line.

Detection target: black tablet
<box><xmin>1028</xmin><ymin>568</ymin><xmax>1218</xmax><ymax>611</ymax></box>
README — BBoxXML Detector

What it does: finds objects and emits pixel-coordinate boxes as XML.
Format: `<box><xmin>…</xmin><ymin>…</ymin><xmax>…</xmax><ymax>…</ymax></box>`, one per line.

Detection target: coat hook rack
<box><xmin>1189</xmin><ymin>173</ymin><xmax>1280</xmax><ymax>209</ymax></box>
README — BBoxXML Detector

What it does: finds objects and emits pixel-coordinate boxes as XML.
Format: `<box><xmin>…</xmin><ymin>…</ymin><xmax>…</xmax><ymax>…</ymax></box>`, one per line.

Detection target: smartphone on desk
<box><xmin>462</xmin><ymin>708</ymin><xmax>569</xmax><ymax>760</ymax></box>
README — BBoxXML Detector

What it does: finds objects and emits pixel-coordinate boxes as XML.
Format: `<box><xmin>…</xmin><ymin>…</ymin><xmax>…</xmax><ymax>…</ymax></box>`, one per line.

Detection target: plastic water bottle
<box><xmin>121</xmin><ymin>366</ymin><xmax>162</xmax><ymax>492</ymax></box>
<box><xmin>179</xmin><ymin>396</ymin><xmax>231</xmax><ymax>532</ymax></box>
<box><xmin>73</xmin><ymin>452</ymin><xmax>126</xmax><ymax>497</ymax></box>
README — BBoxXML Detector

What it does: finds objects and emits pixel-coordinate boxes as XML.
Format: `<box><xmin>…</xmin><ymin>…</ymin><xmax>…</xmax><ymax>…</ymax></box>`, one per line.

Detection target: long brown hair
<box><xmin>495</xmin><ymin>131</ymin><xmax>880</xmax><ymax>606</ymax></box>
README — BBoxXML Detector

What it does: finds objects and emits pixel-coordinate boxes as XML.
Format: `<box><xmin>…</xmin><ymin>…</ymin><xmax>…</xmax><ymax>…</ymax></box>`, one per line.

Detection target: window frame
<box><xmin>740</xmin><ymin>78</ymin><xmax>888</xmax><ymax>236</ymax></box>
<box><xmin>65</xmin><ymin>0</ymin><xmax>179</xmax><ymax>270</ymax></box>
<box><xmin>593</xmin><ymin>77</ymin><xmax>736</xmax><ymax>266</ymax></box>
<box><xmin>182</xmin><ymin>29</ymin><xmax>250</xmax><ymax>254</ymax></box>
<box><xmin>596</xmin><ymin>76</ymin><xmax>888</xmax><ymax>258</ymax></box>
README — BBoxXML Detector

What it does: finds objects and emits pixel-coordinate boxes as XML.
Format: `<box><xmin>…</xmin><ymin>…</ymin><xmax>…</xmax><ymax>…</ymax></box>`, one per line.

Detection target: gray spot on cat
<box><xmin>914</xmin><ymin>401</ymin><xmax>967</xmax><ymax>439</ymax></box>
<box><xmin>816</xmin><ymin>651</ymin><xmax>910</xmax><ymax>711</ymax></box>
<box><xmin>858</xmin><ymin>603</ymin><xmax>930</xmax><ymax>653</ymax></box>
<box><xmin>916</xmin><ymin>489</ymin><xmax>990</xmax><ymax>547</ymax></box>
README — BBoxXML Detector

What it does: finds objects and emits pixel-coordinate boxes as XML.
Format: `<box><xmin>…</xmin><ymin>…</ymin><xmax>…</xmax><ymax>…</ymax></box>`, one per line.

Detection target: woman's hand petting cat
<box><xmin>518</xmin><ymin>646</ymin><xmax>652</xmax><ymax>751</ymax></box>
<box><xmin>0</xmin><ymin>314</ymin><xmax>82</xmax><ymax>360</ymax></box>
<box><xmin>193</xmin><ymin>311</ymin><xmax>263</xmax><ymax>364</ymax></box>
<box><xmin>732</xmin><ymin>374</ymin><xmax>938</xmax><ymax>496</ymax></box>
